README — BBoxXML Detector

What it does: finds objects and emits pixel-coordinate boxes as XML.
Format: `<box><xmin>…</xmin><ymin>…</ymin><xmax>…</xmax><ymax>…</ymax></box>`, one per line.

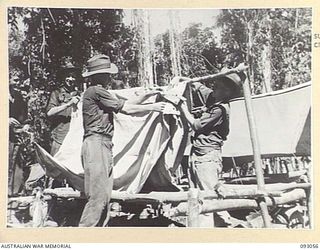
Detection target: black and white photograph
<box><xmin>7</xmin><ymin>7</ymin><xmax>312</xmax><ymax>229</ymax></box>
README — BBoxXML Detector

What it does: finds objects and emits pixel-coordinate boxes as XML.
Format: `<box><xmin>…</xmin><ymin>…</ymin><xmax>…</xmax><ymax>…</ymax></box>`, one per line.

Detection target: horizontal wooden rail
<box><xmin>111</xmin><ymin>182</ymin><xmax>310</xmax><ymax>203</ymax></box>
<box><xmin>170</xmin><ymin>188</ymin><xmax>306</xmax><ymax>216</ymax></box>
<box><xmin>8</xmin><ymin>182</ymin><xmax>310</xmax><ymax>206</ymax></box>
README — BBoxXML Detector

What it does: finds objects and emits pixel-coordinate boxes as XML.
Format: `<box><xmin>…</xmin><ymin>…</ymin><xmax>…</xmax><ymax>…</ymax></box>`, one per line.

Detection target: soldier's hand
<box><xmin>68</xmin><ymin>96</ymin><xmax>80</xmax><ymax>107</ymax></box>
<box><xmin>178</xmin><ymin>100</ymin><xmax>188</xmax><ymax>111</ymax></box>
<box><xmin>151</xmin><ymin>102</ymin><xmax>167</xmax><ymax>112</ymax></box>
<box><xmin>9</xmin><ymin>117</ymin><xmax>20</xmax><ymax>127</ymax></box>
<box><xmin>22</xmin><ymin>124</ymin><xmax>30</xmax><ymax>132</ymax></box>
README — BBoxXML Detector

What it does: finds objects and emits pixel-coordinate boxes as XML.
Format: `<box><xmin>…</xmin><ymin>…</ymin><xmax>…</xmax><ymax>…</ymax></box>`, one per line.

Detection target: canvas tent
<box><xmin>35</xmin><ymin>80</ymin><xmax>190</xmax><ymax>193</ymax></box>
<box><xmin>35</xmin><ymin>81</ymin><xmax>311</xmax><ymax>193</ymax></box>
<box><xmin>222</xmin><ymin>82</ymin><xmax>311</xmax><ymax>161</ymax></box>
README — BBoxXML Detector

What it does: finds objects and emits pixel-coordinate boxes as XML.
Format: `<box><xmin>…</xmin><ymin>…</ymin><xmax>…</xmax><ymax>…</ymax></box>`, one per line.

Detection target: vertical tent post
<box><xmin>242</xmin><ymin>77</ymin><xmax>272</xmax><ymax>228</ymax></box>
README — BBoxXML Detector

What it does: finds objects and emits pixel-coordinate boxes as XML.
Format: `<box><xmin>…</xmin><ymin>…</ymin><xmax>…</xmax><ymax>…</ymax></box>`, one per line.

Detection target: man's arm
<box><xmin>178</xmin><ymin>101</ymin><xmax>223</xmax><ymax>132</ymax></box>
<box><xmin>178</xmin><ymin>102</ymin><xmax>197</xmax><ymax>130</ymax></box>
<box><xmin>9</xmin><ymin>117</ymin><xmax>21</xmax><ymax>128</ymax></box>
<box><xmin>47</xmin><ymin>96</ymin><xmax>80</xmax><ymax>117</ymax></box>
<box><xmin>97</xmin><ymin>86</ymin><xmax>166</xmax><ymax>115</ymax></box>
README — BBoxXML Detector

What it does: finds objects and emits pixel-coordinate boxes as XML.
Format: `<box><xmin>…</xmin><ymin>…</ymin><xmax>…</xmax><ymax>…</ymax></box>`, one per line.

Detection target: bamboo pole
<box><xmin>223</xmin><ymin>182</ymin><xmax>310</xmax><ymax>191</ymax></box>
<box><xmin>111</xmin><ymin>189</ymin><xmax>280</xmax><ymax>203</ymax></box>
<box><xmin>110</xmin><ymin>183</ymin><xmax>310</xmax><ymax>203</ymax></box>
<box><xmin>111</xmin><ymin>183</ymin><xmax>311</xmax><ymax>202</ymax></box>
<box><xmin>242</xmin><ymin>75</ymin><xmax>271</xmax><ymax>228</ymax></box>
<box><xmin>31</xmin><ymin>190</ymin><xmax>46</xmax><ymax>227</ymax></box>
<box><xmin>187</xmin><ymin>188</ymin><xmax>200</xmax><ymax>227</ymax></box>
<box><xmin>171</xmin><ymin>188</ymin><xmax>306</xmax><ymax>217</ymax></box>
<box><xmin>38</xmin><ymin>182</ymin><xmax>310</xmax><ymax>203</ymax></box>
<box><xmin>179</xmin><ymin>64</ymin><xmax>249</xmax><ymax>85</ymax></box>
<box><xmin>8</xmin><ymin>195</ymin><xmax>52</xmax><ymax>204</ymax></box>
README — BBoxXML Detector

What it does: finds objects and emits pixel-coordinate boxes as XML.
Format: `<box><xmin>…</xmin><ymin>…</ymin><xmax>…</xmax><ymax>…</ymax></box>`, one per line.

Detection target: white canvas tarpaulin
<box><xmin>35</xmin><ymin>80</ymin><xmax>311</xmax><ymax>192</ymax></box>
<box><xmin>222</xmin><ymin>82</ymin><xmax>311</xmax><ymax>159</ymax></box>
<box><xmin>35</xmin><ymin>80</ymin><xmax>189</xmax><ymax>193</ymax></box>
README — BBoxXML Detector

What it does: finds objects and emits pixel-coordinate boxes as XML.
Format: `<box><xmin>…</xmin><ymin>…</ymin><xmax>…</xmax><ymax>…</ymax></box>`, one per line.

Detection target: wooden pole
<box><xmin>38</xmin><ymin>182</ymin><xmax>310</xmax><ymax>202</ymax></box>
<box><xmin>223</xmin><ymin>182</ymin><xmax>310</xmax><ymax>191</ymax></box>
<box><xmin>110</xmin><ymin>187</ymin><xmax>282</xmax><ymax>203</ymax></box>
<box><xmin>161</xmin><ymin>64</ymin><xmax>248</xmax><ymax>89</ymax></box>
<box><xmin>31</xmin><ymin>190</ymin><xmax>46</xmax><ymax>227</ymax></box>
<box><xmin>242</xmin><ymin>76</ymin><xmax>271</xmax><ymax>228</ymax></box>
<box><xmin>187</xmin><ymin>188</ymin><xmax>200</xmax><ymax>227</ymax></box>
<box><xmin>172</xmin><ymin>188</ymin><xmax>306</xmax><ymax>217</ymax></box>
<box><xmin>180</xmin><ymin>64</ymin><xmax>249</xmax><ymax>85</ymax></box>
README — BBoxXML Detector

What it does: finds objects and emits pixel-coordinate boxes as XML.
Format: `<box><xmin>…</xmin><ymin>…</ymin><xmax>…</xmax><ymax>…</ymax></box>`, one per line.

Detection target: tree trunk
<box><xmin>247</xmin><ymin>21</ymin><xmax>255</xmax><ymax>93</ymax></box>
<box><xmin>261</xmin><ymin>16</ymin><xmax>272</xmax><ymax>93</ymax></box>
<box><xmin>174</xmin><ymin>11</ymin><xmax>182</xmax><ymax>76</ymax></box>
<box><xmin>133</xmin><ymin>10</ymin><xmax>154</xmax><ymax>88</ymax></box>
<box><xmin>295</xmin><ymin>9</ymin><xmax>299</xmax><ymax>29</ymax></box>
<box><xmin>144</xmin><ymin>10</ymin><xmax>154</xmax><ymax>88</ymax></box>
<box><xmin>72</xmin><ymin>9</ymin><xmax>81</xmax><ymax>67</ymax></box>
<box><xmin>169</xmin><ymin>10</ymin><xmax>182</xmax><ymax>77</ymax></box>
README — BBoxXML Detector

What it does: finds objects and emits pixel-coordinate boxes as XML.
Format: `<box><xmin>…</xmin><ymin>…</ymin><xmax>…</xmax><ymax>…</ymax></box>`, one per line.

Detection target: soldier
<box><xmin>178</xmin><ymin>72</ymin><xmax>246</xmax><ymax>227</ymax></box>
<box><xmin>79</xmin><ymin>54</ymin><xmax>166</xmax><ymax>227</ymax></box>
<box><xmin>46</xmin><ymin>58</ymin><xmax>81</xmax><ymax>156</ymax></box>
<box><xmin>42</xmin><ymin>58</ymin><xmax>82</xmax><ymax>187</ymax></box>
<box><xmin>8</xmin><ymin>75</ymin><xmax>29</xmax><ymax>195</ymax></box>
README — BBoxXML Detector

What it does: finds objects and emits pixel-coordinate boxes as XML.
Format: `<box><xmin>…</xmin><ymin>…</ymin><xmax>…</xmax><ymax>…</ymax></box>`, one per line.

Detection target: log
<box><xmin>170</xmin><ymin>188</ymin><xmax>307</xmax><ymax>217</ymax></box>
<box><xmin>8</xmin><ymin>195</ymin><xmax>52</xmax><ymax>205</ymax></box>
<box><xmin>40</xmin><ymin>182</ymin><xmax>310</xmax><ymax>203</ymax></box>
<box><xmin>187</xmin><ymin>188</ymin><xmax>200</xmax><ymax>227</ymax></box>
<box><xmin>111</xmin><ymin>182</ymin><xmax>309</xmax><ymax>203</ymax></box>
<box><xmin>43</xmin><ymin>188</ymin><xmax>83</xmax><ymax>199</ymax></box>
<box><xmin>223</xmin><ymin>182</ymin><xmax>311</xmax><ymax>192</ymax></box>
<box><xmin>8</xmin><ymin>196</ymin><xmax>35</xmax><ymax>204</ymax></box>
<box><xmin>110</xmin><ymin>189</ymin><xmax>281</xmax><ymax>203</ymax></box>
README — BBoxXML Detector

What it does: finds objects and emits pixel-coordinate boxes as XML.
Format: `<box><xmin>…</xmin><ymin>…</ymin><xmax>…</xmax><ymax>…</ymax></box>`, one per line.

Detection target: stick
<box><xmin>182</xmin><ymin>64</ymin><xmax>249</xmax><ymax>84</ymax></box>
<box><xmin>171</xmin><ymin>188</ymin><xmax>306</xmax><ymax>216</ymax></box>
<box><xmin>242</xmin><ymin>76</ymin><xmax>271</xmax><ymax>228</ymax></box>
<box><xmin>111</xmin><ymin>189</ymin><xmax>281</xmax><ymax>203</ymax></box>
<box><xmin>8</xmin><ymin>195</ymin><xmax>52</xmax><ymax>204</ymax></box>
<box><xmin>39</xmin><ymin>182</ymin><xmax>310</xmax><ymax>203</ymax></box>
<box><xmin>223</xmin><ymin>182</ymin><xmax>311</xmax><ymax>192</ymax></box>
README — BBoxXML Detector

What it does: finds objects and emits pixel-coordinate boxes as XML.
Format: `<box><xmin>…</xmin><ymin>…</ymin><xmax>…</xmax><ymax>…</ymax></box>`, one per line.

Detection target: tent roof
<box><xmin>222</xmin><ymin>82</ymin><xmax>311</xmax><ymax>158</ymax></box>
